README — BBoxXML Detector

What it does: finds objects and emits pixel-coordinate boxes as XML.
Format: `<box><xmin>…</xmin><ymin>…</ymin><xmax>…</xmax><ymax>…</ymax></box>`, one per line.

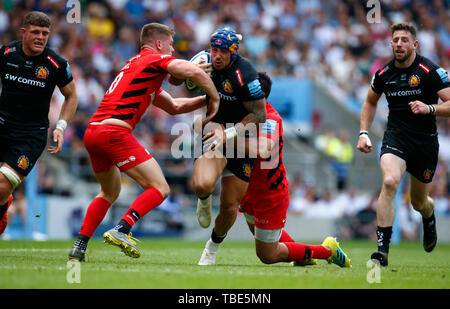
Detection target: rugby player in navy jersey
<box><xmin>183</xmin><ymin>28</ymin><xmax>268</xmax><ymax>265</ymax></box>
<box><xmin>357</xmin><ymin>23</ymin><xmax>450</xmax><ymax>266</ymax></box>
<box><xmin>0</xmin><ymin>11</ymin><xmax>78</xmax><ymax>235</ymax></box>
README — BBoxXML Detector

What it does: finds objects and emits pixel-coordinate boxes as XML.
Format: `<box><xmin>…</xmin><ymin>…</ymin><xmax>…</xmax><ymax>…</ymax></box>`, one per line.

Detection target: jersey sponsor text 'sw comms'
<box><xmin>0</xmin><ymin>41</ymin><xmax>73</xmax><ymax>129</ymax></box>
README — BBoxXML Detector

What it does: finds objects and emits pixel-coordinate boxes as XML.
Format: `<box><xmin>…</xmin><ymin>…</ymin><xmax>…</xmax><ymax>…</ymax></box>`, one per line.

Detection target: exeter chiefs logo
<box><xmin>223</xmin><ymin>80</ymin><xmax>233</xmax><ymax>93</ymax></box>
<box><xmin>17</xmin><ymin>155</ymin><xmax>29</xmax><ymax>170</ymax></box>
<box><xmin>243</xmin><ymin>163</ymin><xmax>252</xmax><ymax>178</ymax></box>
<box><xmin>423</xmin><ymin>169</ymin><xmax>433</xmax><ymax>180</ymax></box>
<box><xmin>409</xmin><ymin>74</ymin><xmax>420</xmax><ymax>87</ymax></box>
<box><xmin>35</xmin><ymin>66</ymin><xmax>49</xmax><ymax>79</ymax></box>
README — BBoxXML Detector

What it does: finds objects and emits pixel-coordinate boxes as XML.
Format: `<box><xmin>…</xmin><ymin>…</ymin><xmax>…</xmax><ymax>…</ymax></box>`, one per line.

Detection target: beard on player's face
<box><xmin>393</xmin><ymin>47</ymin><xmax>413</xmax><ymax>63</ymax></box>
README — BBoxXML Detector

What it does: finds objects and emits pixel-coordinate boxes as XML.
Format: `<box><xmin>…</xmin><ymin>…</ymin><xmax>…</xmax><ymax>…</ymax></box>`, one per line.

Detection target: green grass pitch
<box><xmin>0</xmin><ymin>239</ymin><xmax>448</xmax><ymax>289</ymax></box>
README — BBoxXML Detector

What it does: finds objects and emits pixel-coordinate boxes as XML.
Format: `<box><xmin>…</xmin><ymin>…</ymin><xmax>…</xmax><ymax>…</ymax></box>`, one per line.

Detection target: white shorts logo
<box><xmin>117</xmin><ymin>156</ymin><xmax>136</xmax><ymax>168</ymax></box>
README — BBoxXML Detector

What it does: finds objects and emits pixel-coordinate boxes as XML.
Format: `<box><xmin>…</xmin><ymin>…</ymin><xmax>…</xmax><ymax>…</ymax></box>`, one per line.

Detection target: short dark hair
<box><xmin>258</xmin><ymin>72</ymin><xmax>272</xmax><ymax>98</ymax></box>
<box><xmin>23</xmin><ymin>11</ymin><xmax>51</xmax><ymax>28</ymax></box>
<box><xmin>391</xmin><ymin>22</ymin><xmax>416</xmax><ymax>39</ymax></box>
<box><xmin>140</xmin><ymin>23</ymin><xmax>175</xmax><ymax>46</ymax></box>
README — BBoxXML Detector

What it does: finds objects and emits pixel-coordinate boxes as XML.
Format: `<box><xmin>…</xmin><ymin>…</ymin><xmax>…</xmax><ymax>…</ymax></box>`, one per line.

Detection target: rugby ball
<box><xmin>185</xmin><ymin>50</ymin><xmax>211</xmax><ymax>94</ymax></box>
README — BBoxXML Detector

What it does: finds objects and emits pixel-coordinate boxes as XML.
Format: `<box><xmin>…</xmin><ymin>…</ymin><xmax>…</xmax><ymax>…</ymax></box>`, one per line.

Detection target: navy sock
<box><xmin>211</xmin><ymin>229</ymin><xmax>227</xmax><ymax>244</ymax></box>
<box><xmin>115</xmin><ymin>219</ymin><xmax>132</xmax><ymax>234</ymax></box>
<box><xmin>376</xmin><ymin>226</ymin><xmax>392</xmax><ymax>253</ymax></box>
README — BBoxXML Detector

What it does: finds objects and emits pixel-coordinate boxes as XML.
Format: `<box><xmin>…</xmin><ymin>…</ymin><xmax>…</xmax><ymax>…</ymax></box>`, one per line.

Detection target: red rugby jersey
<box><xmin>90</xmin><ymin>48</ymin><xmax>176</xmax><ymax>129</ymax></box>
<box><xmin>246</xmin><ymin>102</ymin><xmax>288</xmax><ymax>193</ymax></box>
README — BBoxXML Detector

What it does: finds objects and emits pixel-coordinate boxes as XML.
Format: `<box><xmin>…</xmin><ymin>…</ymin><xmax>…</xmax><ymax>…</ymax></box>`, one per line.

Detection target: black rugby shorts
<box><xmin>380</xmin><ymin>129</ymin><xmax>439</xmax><ymax>183</ymax></box>
<box><xmin>0</xmin><ymin>125</ymin><xmax>47</xmax><ymax>176</ymax></box>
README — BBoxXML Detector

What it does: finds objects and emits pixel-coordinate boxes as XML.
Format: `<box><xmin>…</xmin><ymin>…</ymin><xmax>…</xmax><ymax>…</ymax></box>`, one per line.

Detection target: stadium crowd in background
<box><xmin>1</xmin><ymin>0</ymin><xmax>450</xmax><ymax>240</ymax></box>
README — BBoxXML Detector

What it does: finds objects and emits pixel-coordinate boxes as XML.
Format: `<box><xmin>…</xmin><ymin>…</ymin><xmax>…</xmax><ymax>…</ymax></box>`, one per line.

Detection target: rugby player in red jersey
<box><xmin>68</xmin><ymin>23</ymin><xmax>219</xmax><ymax>261</ymax></box>
<box><xmin>198</xmin><ymin>72</ymin><xmax>351</xmax><ymax>267</ymax></box>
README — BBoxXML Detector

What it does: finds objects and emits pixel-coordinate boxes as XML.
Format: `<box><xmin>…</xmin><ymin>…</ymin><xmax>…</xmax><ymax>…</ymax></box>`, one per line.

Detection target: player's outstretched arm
<box><xmin>357</xmin><ymin>88</ymin><xmax>381</xmax><ymax>153</ymax></box>
<box><xmin>166</xmin><ymin>59</ymin><xmax>219</xmax><ymax>123</ymax></box>
<box><xmin>153</xmin><ymin>90</ymin><xmax>206</xmax><ymax>115</ymax></box>
<box><xmin>48</xmin><ymin>80</ymin><xmax>78</xmax><ymax>154</ymax></box>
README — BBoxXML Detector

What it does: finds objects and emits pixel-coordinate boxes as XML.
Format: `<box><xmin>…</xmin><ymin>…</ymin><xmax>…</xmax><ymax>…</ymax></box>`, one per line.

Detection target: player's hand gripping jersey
<box><xmin>0</xmin><ymin>41</ymin><xmax>73</xmax><ymax>129</ymax></box>
<box><xmin>371</xmin><ymin>54</ymin><xmax>450</xmax><ymax>135</ymax></box>
<box><xmin>90</xmin><ymin>49</ymin><xmax>176</xmax><ymax>129</ymax></box>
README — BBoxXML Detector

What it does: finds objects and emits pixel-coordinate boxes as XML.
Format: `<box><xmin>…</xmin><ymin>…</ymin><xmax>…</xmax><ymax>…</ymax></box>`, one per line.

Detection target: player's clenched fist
<box><xmin>408</xmin><ymin>100</ymin><xmax>436</xmax><ymax>115</ymax></box>
<box><xmin>357</xmin><ymin>131</ymin><xmax>373</xmax><ymax>153</ymax></box>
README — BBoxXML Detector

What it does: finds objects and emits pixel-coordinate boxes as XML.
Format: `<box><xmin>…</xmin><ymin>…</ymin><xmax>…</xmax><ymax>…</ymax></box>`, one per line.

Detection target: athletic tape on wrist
<box><xmin>224</xmin><ymin>127</ymin><xmax>238</xmax><ymax>140</ymax></box>
<box><xmin>359</xmin><ymin>130</ymin><xmax>369</xmax><ymax>136</ymax></box>
<box><xmin>56</xmin><ymin>119</ymin><xmax>67</xmax><ymax>132</ymax></box>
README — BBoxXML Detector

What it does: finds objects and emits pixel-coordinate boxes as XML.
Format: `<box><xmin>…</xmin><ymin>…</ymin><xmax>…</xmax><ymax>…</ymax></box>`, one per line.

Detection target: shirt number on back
<box><xmin>107</xmin><ymin>71</ymin><xmax>124</xmax><ymax>95</ymax></box>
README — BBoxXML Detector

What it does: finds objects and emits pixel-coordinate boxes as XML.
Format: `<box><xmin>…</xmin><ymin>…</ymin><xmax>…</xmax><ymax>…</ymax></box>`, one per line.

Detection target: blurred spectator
<box><xmin>157</xmin><ymin>185</ymin><xmax>185</xmax><ymax>231</ymax></box>
<box><xmin>431</xmin><ymin>182</ymin><xmax>450</xmax><ymax>216</ymax></box>
<box><xmin>338</xmin><ymin>191</ymin><xmax>378</xmax><ymax>241</ymax></box>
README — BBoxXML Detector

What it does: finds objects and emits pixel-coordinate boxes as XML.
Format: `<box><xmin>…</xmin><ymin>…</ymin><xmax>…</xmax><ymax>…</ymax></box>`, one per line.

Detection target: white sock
<box><xmin>206</xmin><ymin>238</ymin><xmax>220</xmax><ymax>252</ymax></box>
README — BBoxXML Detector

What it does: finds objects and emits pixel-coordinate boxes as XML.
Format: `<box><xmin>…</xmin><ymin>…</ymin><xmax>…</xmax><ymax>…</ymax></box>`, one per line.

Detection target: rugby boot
<box><xmin>103</xmin><ymin>228</ymin><xmax>141</xmax><ymax>258</ymax></box>
<box><xmin>371</xmin><ymin>250</ymin><xmax>388</xmax><ymax>267</ymax></box>
<box><xmin>290</xmin><ymin>258</ymin><xmax>318</xmax><ymax>267</ymax></box>
<box><xmin>196</xmin><ymin>195</ymin><xmax>212</xmax><ymax>228</ymax></box>
<box><xmin>423</xmin><ymin>212</ymin><xmax>437</xmax><ymax>253</ymax></box>
<box><xmin>198</xmin><ymin>239</ymin><xmax>219</xmax><ymax>265</ymax></box>
<box><xmin>322</xmin><ymin>236</ymin><xmax>351</xmax><ymax>268</ymax></box>
<box><xmin>68</xmin><ymin>246</ymin><xmax>88</xmax><ymax>262</ymax></box>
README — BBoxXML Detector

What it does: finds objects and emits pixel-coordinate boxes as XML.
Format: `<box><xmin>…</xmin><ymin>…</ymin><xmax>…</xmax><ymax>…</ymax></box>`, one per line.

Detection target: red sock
<box><xmin>79</xmin><ymin>197</ymin><xmax>111</xmax><ymax>238</ymax></box>
<box><xmin>284</xmin><ymin>242</ymin><xmax>331</xmax><ymax>261</ymax></box>
<box><xmin>284</xmin><ymin>242</ymin><xmax>306</xmax><ymax>261</ymax></box>
<box><xmin>121</xmin><ymin>187</ymin><xmax>164</xmax><ymax>227</ymax></box>
<box><xmin>279</xmin><ymin>229</ymin><xmax>294</xmax><ymax>242</ymax></box>
<box><xmin>309</xmin><ymin>245</ymin><xmax>331</xmax><ymax>259</ymax></box>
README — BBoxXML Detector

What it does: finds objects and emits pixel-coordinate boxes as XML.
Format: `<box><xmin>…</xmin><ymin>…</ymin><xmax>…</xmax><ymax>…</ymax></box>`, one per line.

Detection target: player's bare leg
<box><xmin>372</xmin><ymin>153</ymin><xmax>406</xmax><ymax>266</ymax></box>
<box><xmin>409</xmin><ymin>175</ymin><xmax>437</xmax><ymax>252</ymax></box>
<box><xmin>198</xmin><ymin>176</ymin><xmax>247</xmax><ymax>265</ymax></box>
<box><xmin>193</xmin><ymin>152</ymin><xmax>226</xmax><ymax>228</ymax></box>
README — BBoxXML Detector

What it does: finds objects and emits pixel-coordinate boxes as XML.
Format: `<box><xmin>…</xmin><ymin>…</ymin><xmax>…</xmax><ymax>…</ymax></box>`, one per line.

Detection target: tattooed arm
<box><xmin>202</xmin><ymin>98</ymin><xmax>267</xmax><ymax>151</ymax></box>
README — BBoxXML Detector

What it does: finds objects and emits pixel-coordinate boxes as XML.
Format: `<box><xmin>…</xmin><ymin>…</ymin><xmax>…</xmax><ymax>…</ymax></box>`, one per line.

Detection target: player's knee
<box><xmin>99</xmin><ymin>190</ymin><xmax>120</xmax><ymax>204</ymax></box>
<box><xmin>140</xmin><ymin>180</ymin><xmax>170</xmax><ymax>199</ymax></box>
<box><xmin>219</xmin><ymin>202</ymin><xmax>238</xmax><ymax>217</ymax></box>
<box><xmin>0</xmin><ymin>167</ymin><xmax>18</xmax><ymax>201</ymax></box>
<box><xmin>193</xmin><ymin>179</ymin><xmax>214</xmax><ymax>198</ymax></box>
<box><xmin>410</xmin><ymin>195</ymin><xmax>430</xmax><ymax>211</ymax></box>
<box><xmin>156</xmin><ymin>183</ymin><xmax>170</xmax><ymax>199</ymax></box>
<box><xmin>382</xmin><ymin>175</ymin><xmax>400</xmax><ymax>193</ymax></box>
